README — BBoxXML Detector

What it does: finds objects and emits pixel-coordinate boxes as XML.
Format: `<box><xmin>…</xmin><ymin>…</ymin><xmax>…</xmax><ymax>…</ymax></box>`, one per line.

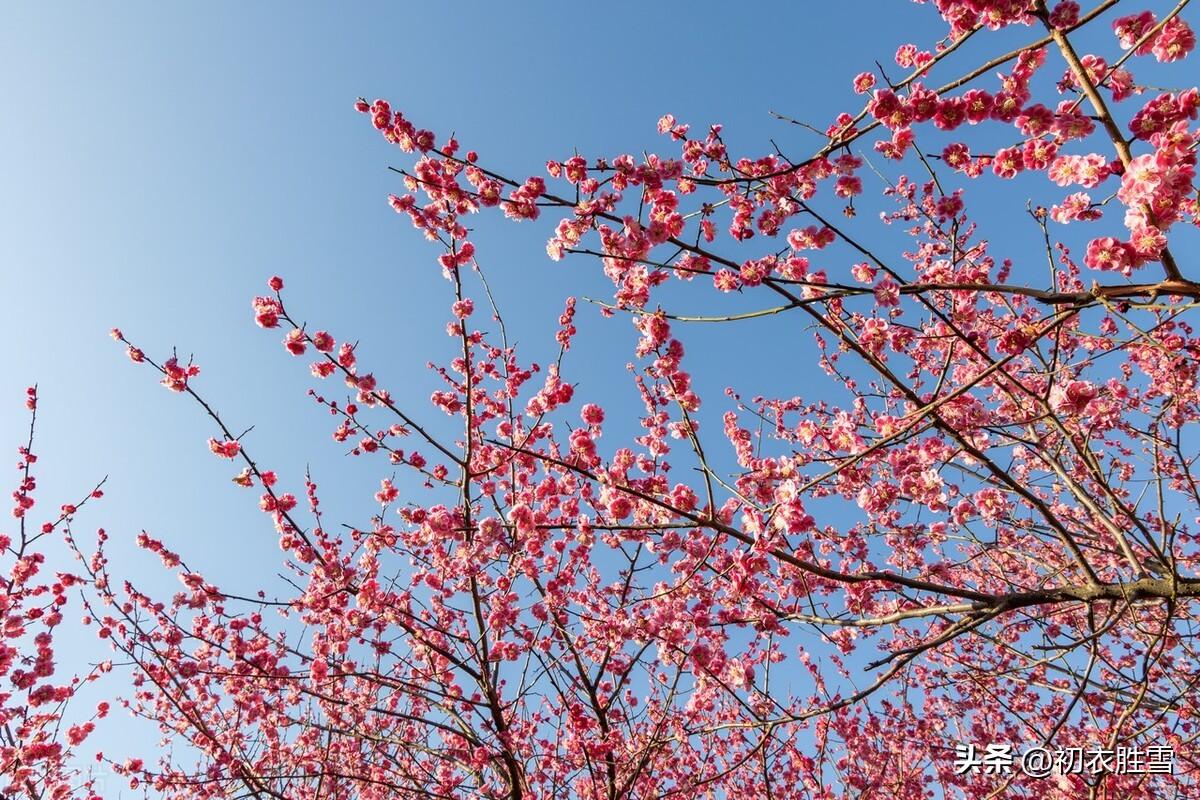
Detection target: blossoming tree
<box><xmin>7</xmin><ymin>0</ymin><xmax>1200</xmax><ymax>797</ymax></box>
<box><xmin>2</xmin><ymin>388</ymin><xmax>108</xmax><ymax>799</ymax></box>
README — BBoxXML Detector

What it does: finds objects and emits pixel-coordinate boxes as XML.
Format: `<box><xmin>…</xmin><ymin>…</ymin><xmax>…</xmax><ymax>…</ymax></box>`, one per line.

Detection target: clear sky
<box><xmin>4</xmin><ymin>1</ymin><xmax>1193</xmax><ymax>790</ymax></box>
<box><xmin>0</xmin><ymin>3</ymin><xmax>922</xmax><ymax>623</ymax></box>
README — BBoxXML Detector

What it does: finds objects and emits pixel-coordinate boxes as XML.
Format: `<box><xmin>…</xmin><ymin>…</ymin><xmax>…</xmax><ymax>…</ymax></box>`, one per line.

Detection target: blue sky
<box><xmin>4</xmin><ymin>1</ymin><xmax>1195</xmax><ymax>791</ymax></box>
<box><xmin>1</xmin><ymin>0</ymin><xmax>925</xmax><ymax>628</ymax></box>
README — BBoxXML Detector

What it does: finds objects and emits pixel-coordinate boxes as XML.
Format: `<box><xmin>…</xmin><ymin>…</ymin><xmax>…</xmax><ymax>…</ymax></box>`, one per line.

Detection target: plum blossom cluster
<box><xmin>2</xmin><ymin>389</ymin><xmax>108</xmax><ymax>798</ymax></box>
<box><xmin>1113</xmin><ymin>10</ymin><xmax>1196</xmax><ymax>60</ymax></box>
